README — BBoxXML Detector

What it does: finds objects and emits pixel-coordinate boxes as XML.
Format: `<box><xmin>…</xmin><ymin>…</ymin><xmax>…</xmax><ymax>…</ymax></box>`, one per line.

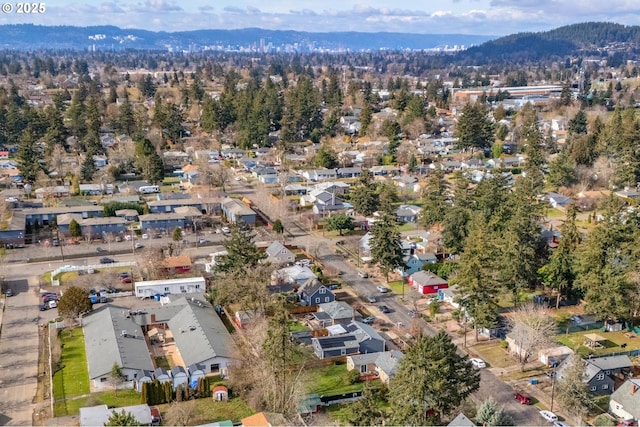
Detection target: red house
<box><xmin>161</xmin><ymin>255</ymin><xmax>192</xmax><ymax>275</ymax></box>
<box><xmin>407</xmin><ymin>270</ymin><xmax>448</xmax><ymax>295</ymax></box>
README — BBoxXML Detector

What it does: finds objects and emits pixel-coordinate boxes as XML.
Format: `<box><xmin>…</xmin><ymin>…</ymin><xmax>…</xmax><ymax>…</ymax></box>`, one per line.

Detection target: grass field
<box><xmin>472</xmin><ymin>341</ymin><xmax>517</xmax><ymax>369</ymax></box>
<box><xmin>304</xmin><ymin>363</ymin><xmax>364</xmax><ymax>396</ymax></box>
<box><xmin>52</xmin><ymin>328</ymin><xmax>91</xmax><ymax>416</ymax></box>
<box><xmin>155</xmin><ymin>356</ymin><xmax>172</xmax><ymax>370</ymax></box>
<box><xmin>157</xmin><ymin>397</ymin><xmax>255</xmax><ymax>425</ymax></box>
<box><xmin>57</xmin><ymin>389</ymin><xmax>141</xmax><ymax>416</ymax></box>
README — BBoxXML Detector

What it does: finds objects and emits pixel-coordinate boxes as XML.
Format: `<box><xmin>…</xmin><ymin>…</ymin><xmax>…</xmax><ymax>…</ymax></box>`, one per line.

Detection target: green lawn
<box><xmin>155</xmin><ymin>356</ymin><xmax>172</xmax><ymax>370</ymax></box>
<box><xmin>545</xmin><ymin>208</ymin><xmax>566</xmax><ymax>218</ymax></box>
<box><xmin>398</xmin><ymin>223</ymin><xmax>418</xmax><ymax>232</ymax></box>
<box><xmin>57</xmin><ymin>389</ymin><xmax>141</xmax><ymax>417</ymax></box>
<box><xmin>555</xmin><ymin>328</ymin><xmax>640</xmax><ymax>357</ymax></box>
<box><xmin>288</xmin><ymin>320</ymin><xmax>309</xmax><ymax>332</ymax></box>
<box><xmin>304</xmin><ymin>363</ymin><xmax>364</xmax><ymax>396</ymax></box>
<box><xmin>52</xmin><ymin>329</ymin><xmax>90</xmax><ymax>402</ymax></box>
<box><xmin>472</xmin><ymin>342</ymin><xmax>517</xmax><ymax>369</ymax></box>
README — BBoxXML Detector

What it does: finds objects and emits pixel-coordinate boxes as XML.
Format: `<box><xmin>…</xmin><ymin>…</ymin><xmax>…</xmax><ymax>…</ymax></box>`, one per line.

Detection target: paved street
<box><xmin>0</xmin><ymin>278</ymin><xmax>40</xmax><ymax>426</ymax></box>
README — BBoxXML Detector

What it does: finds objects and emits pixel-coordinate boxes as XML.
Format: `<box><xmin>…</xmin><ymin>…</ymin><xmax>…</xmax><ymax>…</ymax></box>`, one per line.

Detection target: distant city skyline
<box><xmin>1</xmin><ymin>1</ymin><xmax>639</xmax><ymax>36</ymax></box>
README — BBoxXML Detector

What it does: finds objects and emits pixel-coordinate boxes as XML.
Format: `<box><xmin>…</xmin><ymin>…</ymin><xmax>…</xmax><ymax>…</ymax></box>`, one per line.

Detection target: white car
<box><xmin>539</xmin><ymin>410</ymin><xmax>558</xmax><ymax>423</ymax></box>
<box><xmin>221</xmin><ymin>226</ymin><xmax>230</xmax><ymax>234</ymax></box>
<box><xmin>141</xmin><ymin>233</ymin><xmax>149</xmax><ymax>240</ymax></box>
<box><xmin>470</xmin><ymin>358</ymin><xmax>486</xmax><ymax>369</ymax></box>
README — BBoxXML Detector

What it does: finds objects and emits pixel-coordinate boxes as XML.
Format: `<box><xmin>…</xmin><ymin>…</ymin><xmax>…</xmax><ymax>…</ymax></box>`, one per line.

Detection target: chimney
<box><xmin>151</xmin><ymin>313</ymin><xmax>156</xmax><ymax>323</ymax></box>
<box><xmin>632</xmin><ymin>384</ymin><xmax>638</xmax><ymax>394</ymax></box>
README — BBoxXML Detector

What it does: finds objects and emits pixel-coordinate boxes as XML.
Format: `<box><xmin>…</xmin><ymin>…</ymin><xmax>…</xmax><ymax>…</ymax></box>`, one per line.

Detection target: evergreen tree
<box><xmin>214</xmin><ymin>225</ymin><xmax>267</xmax><ymax>275</ymax></box>
<box><xmin>475</xmin><ymin>397</ymin><xmax>514</xmax><ymax>426</ymax></box>
<box><xmin>538</xmin><ymin>204</ymin><xmax>580</xmax><ymax>308</ymax></box>
<box><xmin>57</xmin><ymin>286</ymin><xmax>92</xmax><ymax>320</ymax></box>
<box><xmin>325</xmin><ymin>213</ymin><xmax>354</xmax><ymax>236</ymax></box>
<box><xmin>453</xmin><ymin>214</ymin><xmax>499</xmax><ymax>341</ymax></box>
<box><xmin>388</xmin><ymin>331</ymin><xmax>480</xmax><ymax>425</ymax></box>
<box><xmin>104</xmin><ymin>410</ymin><xmax>140</xmax><ymax>426</ymax></box>
<box><xmin>81</xmin><ymin>152</ymin><xmax>97</xmax><ymax>182</ymax></box>
<box><xmin>369</xmin><ymin>212</ymin><xmax>403</xmax><ymax>282</ymax></box>
<box><xmin>68</xmin><ymin>219</ymin><xmax>82</xmax><ymax>237</ymax></box>
<box><xmin>349</xmin><ymin>170</ymin><xmax>379</xmax><ymax>216</ymax></box>
<box><xmin>555</xmin><ymin>354</ymin><xmax>593</xmax><ymax>425</ymax></box>
<box><xmin>346</xmin><ymin>383</ymin><xmax>386</xmax><ymax>426</ymax></box>
<box><xmin>420</xmin><ymin>170</ymin><xmax>448</xmax><ymax>228</ymax></box>
<box><xmin>313</xmin><ymin>144</ymin><xmax>338</xmax><ymax>168</ymax></box>
<box><xmin>134</xmin><ymin>139</ymin><xmax>164</xmax><ymax>184</ymax></box>
<box><xmin>456</xmin><ymin>102</ymin><xmax>495</xmax><ymax>152</ymax></box>
<box><xmin>16</xmin><ymin>129</ymin><xmax>47</xmax><ymax>184</ymax></box>
<box><xmin>360</xmin><ymin>101</ymin><xmax>372</xmax><ymax>135</ymax></box>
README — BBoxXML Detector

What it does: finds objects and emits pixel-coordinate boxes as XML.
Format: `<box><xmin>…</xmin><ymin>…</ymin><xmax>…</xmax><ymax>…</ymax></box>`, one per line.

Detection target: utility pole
<box><xmin>56</xmin><ymin>228</ymin><xmax>65</xmax><ymax>261</ymax></box>
<box><xmin>550</xmin><ymin>362</ymin><xmax>557</xmax><ymax>412</ymax></box>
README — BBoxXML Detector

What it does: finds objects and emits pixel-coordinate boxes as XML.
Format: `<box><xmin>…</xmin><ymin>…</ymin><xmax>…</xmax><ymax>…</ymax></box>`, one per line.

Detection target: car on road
<box><xmin>357</xmin><ymin>271</ymin><xmax>369</xmax><ymax>278</ymax></box>
<box><xmin>100</xmin><ymin>257</ymin><xmax>115</xmax><ymax>264</ymax></box>
<box><xmin>553</xmin><ymin>422</ymin><xmax>571</xmax><ymax>427</ymax></box>
<box><xmin>124</xmin><ymin>234</ymin><xmax>133</xmax><ymax>241</ymax></box>
<box><xmin>378</xmin><ymin>305</ymin><xmax>391</xmax><ymax>314</ymax></box>
<box><xmin>365</xmin><ymin>295</ymin><xmax>377</xmax><ymax>303</ymax></box>
<box><xmin>376</xmin><ymin>285</ymin><xmax>390</xmax><ymax>293</ymax></box>
<box><xmin>514</xmin><ymin>392</ymin><xmax>532</xmax><ymax>405</ymax></box>
<box><xmin>134</xmin><ymin>243</ymin><xmax>144</xmax><ymax>249</ymax></box>
<box><xmin>221</xmin><ymin>226</ymin><xmax>230</xmax><ymax>234</ymax></box>
<box><xmin>408</xmin><ymin>310</ymin><xmax>420</xmax><ymax>318</ymax></box>
<box><xmin>95</xmin><ymin>247</ymin><xmax>105</xmax><ymax>253</ymax></box>
<box><xmin>539</xmin><ymin>410</ymin><xmax>558</xmax><ymax>423</ymax></box>
<box><xmin>142</xmin><ymin>233</ymin><xmax>149</xmax><ymax>239</ymax></box>
<box><xmin>470</xmin><ymin>358</ymin><xmax>486</xmax><ymax>369</ymax></box>
<box><xmin>362</xmin><ymin>316</ymin><xmax>376</xmax><ymax>325</ymax></box>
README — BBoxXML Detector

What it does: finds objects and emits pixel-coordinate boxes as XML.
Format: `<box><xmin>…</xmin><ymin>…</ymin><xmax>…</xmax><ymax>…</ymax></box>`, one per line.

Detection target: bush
<box><xmin>593</xmin><ymin>414</ymin><xmax>616</xmax><ymax>426</ymax></box>
<box><xmin>347</xmin><ymin>369</ymin><xmax>361</xmax><ymax>384</ymax></box>
<box><xmin>500</xmin><ymin>340</ymin><xmax>508</xmax><ymax>349</ymax></box>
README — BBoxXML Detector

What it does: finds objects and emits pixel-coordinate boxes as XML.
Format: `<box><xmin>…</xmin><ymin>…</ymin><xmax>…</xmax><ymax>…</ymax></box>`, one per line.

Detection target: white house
<box><xmin>135</xmin><ymin>277</ymin><xmax>206</xmax><ymax>298</ymax></box>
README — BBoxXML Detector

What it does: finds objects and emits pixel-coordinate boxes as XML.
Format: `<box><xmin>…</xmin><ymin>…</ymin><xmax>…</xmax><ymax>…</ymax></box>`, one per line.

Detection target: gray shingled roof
<box><xmin>83</xmin><ymin>305</ymin><xmax>154</xmax><ymax>380</ymax></box>
<box><xmin>375</xmin><ymin>350</ymin><xmax>404</xmax><ymax>378</ymax></box>
<box><xmin>167</xmin><ymin>297</ymin><xmax>234</xmax><ymax>366</ymax></box>
<box><xmin>610</xmin><ymin>379</ymin><xmax>640</xmax><ymax>419</ymax></box>
<box><xmin>318</xmin><ymin>301</ymin><xmax>354</xmax><ymax>320</ymax></box>
<box><xmin>345</xmin><ymin>321</ymin><xmax>383</xmax><ymax>343</ymax></box>
<box><xmin>448</xmin><ymin>413</ymin><xmax>477</xmax><ymax>427</ymax></box>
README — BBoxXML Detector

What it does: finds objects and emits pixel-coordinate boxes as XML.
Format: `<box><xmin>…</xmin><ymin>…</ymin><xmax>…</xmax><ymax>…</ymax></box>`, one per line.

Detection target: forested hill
<box><xmin>460</xmin><ymin>22</ymin><xmax>640</xmax><ymax>64</ymax></box>
<box><xmin>0</xmin><ymin>24</ymin><xmax>494</xmax><ymax>51</ymax></box>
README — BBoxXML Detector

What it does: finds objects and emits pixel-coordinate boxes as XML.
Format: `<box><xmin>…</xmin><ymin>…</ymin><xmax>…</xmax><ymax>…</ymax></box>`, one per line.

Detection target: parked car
<box><xmin>95</xmin><ymin>247</ymin><xmax>105</xmax><ymax>253</ymax></box>
<box><xmin>120</xmin><ymin>277</ymin><xmax>132</xmax><ymax>284</ymax></box>
<box><xmin>100</xmin><ymin>257</ymin><xmax>115</xmax><ymax>264</ymax></box>
<box><xmin>48</xmin><ymin>300</ymin><xmax>58</xmax><ymax>309</ymax></box>
<box><xmin>124</xmin><ymin>234</ymin><xmax>133</xmax><ymax>241</ymax></box>
<box><xmin>378</xmin><ymin>305</ymin><xmax>391</xmax><ymax>314</ymax></box>
<box><xmin>376</xmin><ymin>285</ymin><xmax>390</xmax><ymax>293</ymax></box>
<box><xmin>470</xmin><ymin>358</ymin><xmax>486</xmax><ymax>369</ymax></box>
<box><xmin>514</xmin><ymin>392</ymin><xmax>532</xmax><ymax>405</ymax></box>
<box><xmin>5</xmin><ymin>288</ymin><xmax>12</xmax><ymax>297</ymax></box>
<box><xmin>118</xmin><ymin>272</ymin><xmax>130</xmax><ymax>279</ymax></box>
<box><xmin>617</xmin><ymin>420</ymin><xmax>639</xmax><ymax>427</ymax></box>
<box><xmin>365</xmin><ymin>295</ymin><xmax>377</xmax><ymax>303</ymax></box>
<box><xmin>115</xmin><ymin>236</ymin><xmax>123</xmax><ymax>242</ymax></box>
<box><xmin>357</xmin><ymin>271</ymin><xmax>369</xmax><ymax>278</ymax></box>
<box><xmin>362</xmin><ymin>316</ymin><xmax>376</xmax><ymax>325</ymax></box>
<box><xmin>539</xmin><ymin>410</ymin><xmax>558</xmax><ymax>423</ymax></box>
<box><xmin>408</xmin><ymin>310</ymin><xmax>420</xmax><ymax>318</ymax></box>
<box><xmin>221</xmin><ymin>226</ymin><xmax>230</xmax><ymax>234</ymax></box>
<box><xmin>134</xmin><ymin>243</ymin><xmax>144</xmax><ymax>249</ymax></box>
<box><xmin>553</xmin><ymin>422</ymin><xmax>571</xmax><ymax>427</ymax></box>
<box><xmin>142</xmin><ymin>234</ymin><xmax>149</xmax><ymax>240</ymax></box>
<box><xmin>39</xmin><ymin>304</ymin><xmax>48</xmax><ymax>311</ymax></box>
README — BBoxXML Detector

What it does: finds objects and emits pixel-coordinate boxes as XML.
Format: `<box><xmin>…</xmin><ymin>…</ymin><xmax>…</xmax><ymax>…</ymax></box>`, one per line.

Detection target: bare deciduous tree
<box><xmin>508</xmin><ymin>303</ymin><xmax>557</xmax><ymax>370</ymax></box>
<box><xmin>164</xmin><ymin>400</ymin><xmax>198</xmax><ymax>426</ymax></box>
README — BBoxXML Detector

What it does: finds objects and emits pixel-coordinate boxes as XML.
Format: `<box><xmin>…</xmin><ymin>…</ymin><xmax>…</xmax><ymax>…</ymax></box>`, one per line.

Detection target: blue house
<box><xmin>139</xmin><ymin>213</ymin><xmax>185</xmax><ymax>232</ymax></box>
<box><xmin>221</xmin><ymin>198</ymin><xmax>256</xmax><ymax>226</ymax></box>
<box><xmin>298</xmin><ymin>278</ymin><xmax>335</xmax><ymax>306</ymax></box>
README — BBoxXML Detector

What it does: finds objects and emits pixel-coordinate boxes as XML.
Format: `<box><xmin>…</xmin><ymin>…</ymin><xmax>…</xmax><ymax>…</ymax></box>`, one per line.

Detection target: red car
<box><xmin>120</xmin><ymin>277</ymin><xmax>132</xmax><ymax>284</ymax></box>
<box><xmin>514</xmin><ymin>392</ymin><xmax>532</xmax><ymax>405</ymax></box>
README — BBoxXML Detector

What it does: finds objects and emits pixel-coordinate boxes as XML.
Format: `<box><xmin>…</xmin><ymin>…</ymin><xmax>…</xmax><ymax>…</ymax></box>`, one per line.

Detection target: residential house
<box><xmin>438</xmin><ymin>285</ymin><xmax>459</xmax><ymax>308</ymax></box>
<box><xmin>80</xmin><ymin>404</ymin><xmax>153</xmax><ymax>427</ymax></box>
<box><xmin>241</xmin><ymin>412</ymin><xmax>288</xmax><ymax>427</ymax></box>
<box><xmin>344</xmin><ymin>321</ymin><xmax>386</xmax><ymax>354</ymax></box>
<box><xmin>313</xmin><ymin>191</ymin><xmax>347</xmax><ymax>215</ymax></box>
<box><xmin>298</xmin><ymin>278</ymin><xmax>336</xmax><ymax>306</ymax></box>
<box><xmin>171</xmin><ymin>366</ymin><xmax>189</xmax><ymax>390</ymax></box>
<box><xmin>370</xmin><ymin>165</ymin><xmax>401</xmax><ymax>177</ymax></box>
<box><xmin>272</xmin><ymin>265</ymin><xmax>317</xmax><ymax>286</ymax></box>
<box><xmin>147</xmin><ymin>198</ymin><xmax>219</xmax><ymax>214</ymax></box>
<box><xmin>139</xmin><ymin>213</ymin><xmax>185</xmax><ymax>232</ymax></box>
<box><xmin>544</xmin><ymin>192</ymin><xmax>573</xmax><ymax>210</ymax></box>
<box><xmin>401</xmin><ymin>252</ymin><xmax>437</xmax><ymax>275</ymax></box>
<box><xmin>284</xmin><ymin>184</ymin><xmax>309</xmax><ymax>196</ymax></box>
<box><xmin>83</xmin><ymin>305</ymin><xmax>155</xmax><ymax>388</ymax></box>
<box><xmin>302</xmin><ymin>169</ymin><xmax>338</xmax><ymax>182</ymax></box>
<box><xmin>609</xmin><ymin>379</ymin><xmax>640</xmax><ymax>421</ymax></box>
<box><xmin>441</xmin><ymin>160</ymin><xmax>462</xmax><ymax>173</ymax></box>
<box><xmin>337</xmin><ymin>167</ymin><xmax>362</xmax><ymax>179</ymax></box>
<box><xmin>93</xmin><ymin>155</ymin><xmax>108</xmax><ymax>168</ymax></box>
<box><xmin>393</xmin><ymin>175</ymin><xmax>420</xmax><ymax>192</ymax></box>
<box><xmin>448</xmin><ymin>413</ymin><xmax>477</xmax><ymax>427</ymax></box>
<box><xmin>135</xmin><ymin>277</ymin><xmax>206</xmax><ymax>297</ymax></box>
<box><xmin>615</xmin><ymin>189</ymin><xmax>640</xmax><ymax>203</ymax></box>
<box><xmin>79</xmin><ymin>183</ymin><xmax>114</xmax><ymax>195</ymax></box>
<box><xmin>407</xmin><ymin>270</ymin><xmax>448</xmax><ymax>295</ymax></box>
<box><xmin>316</xmin><ymin>301</ymin><xmax>358</xmax><ymax>325</ymax></box>
<box><xmin>174</xmin><ymin>206</ymin><xmax>203</xmax><ymax>227</ymax></box>
<box><xmin>311</xmin><ymin>334</ymin><xmax>360</xmax><ymax>359</ymax></box>
<box><xmin>557</xmin><ymin>354</ymin><xmax>633</xmax><ymax>396</ymax></box>
<box><xmin>23</xmin><ymin>206</ymin><xmax>104</xmax><ymax>227</ymax></box>
<box><xmin>252</xmin><ymin>166</ymin><xmax>278</xmax><ymax>184</ymax></box>
<box><xmin>115</xmin><ymin>209</ymin><xmax>139</xmax><ymax>222</ymax></box>
<box><xmin>160</xmin><ymin>255</ymin><xmax>192</xmax><ymax>275</ymax></box>
<box><xmin>395</xmin><ymin>205</ymin><xmax>422</xmax><ymax>223</ymax></box>
<box><xmin>539</xmin><ymin>346</ymin><xmax>574</xmax><ymax>367</ymax></box>
<box><xmin>35</xmin><ymin>185</ymin><xmax>70</xmax><ymax>199</ymax></box>
<box><xmin>221</xmin><ymin>198</ymin><xmax>257</xmax><ymax>226</ymax></box>
<box><xmin>265</xmin><ymin>241</ymin><xmax>295</xmax><ymax>265</ymax></box>
<box><xmin>312</xmin><ymin>181</ymin><xmax>351</xmax><ymax>195</ymax></box>
<box><xmin>79</xmin><ymin>217</ymin><xmax>128</xmax><ymax>238</ymax></box>
<box><xmin>346</xmin><ymin>352</ymin><xmax>380</xmax><ymax>376</ymax></box>
<box><xmin>375</xmin><ymin>350</ymin><xmax>404</xmax><ymax>384</ymax></box>
<box><xmin>0</xmin><ymin>211</ymin><xmax>25</xmax><ymax>246</ymax></box>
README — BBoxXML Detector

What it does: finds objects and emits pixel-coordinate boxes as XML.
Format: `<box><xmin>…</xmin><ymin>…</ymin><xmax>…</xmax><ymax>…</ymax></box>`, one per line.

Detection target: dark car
<box><xmin>39</xmin><ymin>304</ymin><xmax>48</xmax><ymax>311</ymax></box>
<box><xmin>95</xmin><ymin>247</ymin><xmax>105</xmax><ymax>253</ymax></box>
<box><xmin>118</xmin><ymin>272</ymin><xmax>130</xmax><ymax>279</ymax></box>
<box><xmin>378</xmin><ymin>305</ymin><xmax>391</xmax><ymax>314</ymax></box>
<box><xmin>514</xmin><ymin>392</ymin><xmax>532</xmax><ymax>405</ymax></box>
<box><xmin>100</xmin><ymin>257</ymin><xmax>115</xmax><ymax>264</ymax></box>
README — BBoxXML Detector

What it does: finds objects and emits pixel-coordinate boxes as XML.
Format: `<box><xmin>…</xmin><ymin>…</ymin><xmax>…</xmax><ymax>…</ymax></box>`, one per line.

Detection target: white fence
<box><xmin>50</xmin><ymin>261</ymin><xmax>137</xmax><ymax>286</ymax></box>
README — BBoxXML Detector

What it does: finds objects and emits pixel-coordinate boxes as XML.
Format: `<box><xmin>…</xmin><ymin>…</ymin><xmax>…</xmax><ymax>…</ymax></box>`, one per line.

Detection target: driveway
<box><xmin>0</xmin><ymin>278</ymin><xmax>41</xmax><ymax>425</ymax></box>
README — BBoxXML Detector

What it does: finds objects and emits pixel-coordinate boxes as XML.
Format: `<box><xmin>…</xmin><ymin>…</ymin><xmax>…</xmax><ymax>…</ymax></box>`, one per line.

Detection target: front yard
<box><xmin>471</xmin><ymin>341</ymin><xmax>517</xmax><ymax>369</ymax></box>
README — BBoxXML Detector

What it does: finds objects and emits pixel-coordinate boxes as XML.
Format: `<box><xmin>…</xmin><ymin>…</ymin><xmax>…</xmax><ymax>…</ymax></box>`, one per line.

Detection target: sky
<box><xmin>2</xmin><ymin>0</ymin><xmax>640</xmax><ymax>36</ymax></box>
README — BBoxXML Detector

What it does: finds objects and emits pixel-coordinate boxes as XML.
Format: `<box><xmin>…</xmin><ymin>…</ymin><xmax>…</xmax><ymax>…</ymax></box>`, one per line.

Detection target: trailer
<box><xmin>135</xmin><ymin>277</ymin><xmax>206</xmax><ymax>299</ymax></box>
